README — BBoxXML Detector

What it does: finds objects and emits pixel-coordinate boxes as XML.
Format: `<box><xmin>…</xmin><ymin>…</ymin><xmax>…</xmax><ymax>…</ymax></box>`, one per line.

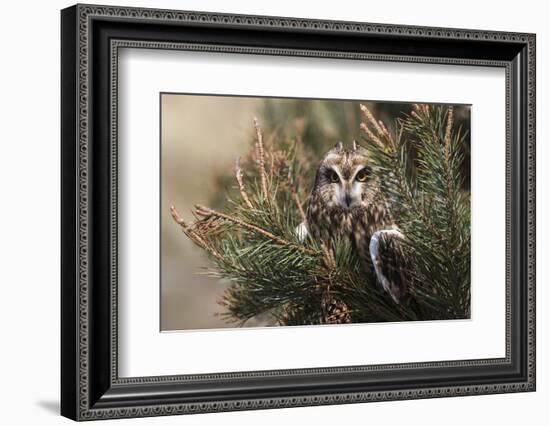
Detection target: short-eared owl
<box><xmin>297</xmin><ymin>141</ymin><xmax>408</xmax><ymax>304</ymax></box>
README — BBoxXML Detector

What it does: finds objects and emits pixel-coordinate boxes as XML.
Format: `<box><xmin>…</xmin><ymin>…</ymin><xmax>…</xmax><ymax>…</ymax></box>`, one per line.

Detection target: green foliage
<box><xmin>171</xmin><ymin>103</ymin><xmax>471</xmax><ymax>326</ymax></box>
<box><xmin>363</xmin><ymin>104</ymin><xmax>471</xmax><ymax>319</ymax></box>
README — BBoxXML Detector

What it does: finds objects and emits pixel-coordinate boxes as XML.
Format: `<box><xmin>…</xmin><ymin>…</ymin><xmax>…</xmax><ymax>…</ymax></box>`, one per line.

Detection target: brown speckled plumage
<box><xmin>303</xmin><ymin>141</ymin><xmax>408</xmax><ymax>304</ymax></box>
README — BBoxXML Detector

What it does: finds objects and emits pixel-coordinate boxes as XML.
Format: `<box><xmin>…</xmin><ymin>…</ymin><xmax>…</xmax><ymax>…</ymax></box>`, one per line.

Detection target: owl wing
<box><xmin>369</xmin><ymin>229</ymin><xmax>408</xmax><ymax>304</ymax></box>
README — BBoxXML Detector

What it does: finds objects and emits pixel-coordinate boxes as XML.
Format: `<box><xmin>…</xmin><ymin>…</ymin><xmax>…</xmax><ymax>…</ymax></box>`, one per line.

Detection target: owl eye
<box><xmin>355</xmin><ymin>168</ymin><xmax>370</xmax><ymax>182</ymax></box>
<box><xmin>328</xmin><ymin>170</ymin><xmax>340</xmax><ymax>183</ymax></box>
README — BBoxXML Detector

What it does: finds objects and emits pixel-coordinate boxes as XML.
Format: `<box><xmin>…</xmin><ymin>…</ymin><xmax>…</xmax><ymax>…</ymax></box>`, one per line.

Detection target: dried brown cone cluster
<box><xmin>321</xmin><ymin>291</ymin><xmax>351</xmax><ymax>325</ymax></box>
<box><xmin>276</xmin><ymin>293</ymin><xmax>351</xmax><ymax>326</ymax></box>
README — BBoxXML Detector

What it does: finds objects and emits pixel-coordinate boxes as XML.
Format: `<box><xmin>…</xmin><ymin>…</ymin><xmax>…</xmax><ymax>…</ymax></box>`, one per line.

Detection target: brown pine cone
<box><xmin>321</xmin><ymin>293</ymin><xmax>351</xmax><ymax>324</ymax></box>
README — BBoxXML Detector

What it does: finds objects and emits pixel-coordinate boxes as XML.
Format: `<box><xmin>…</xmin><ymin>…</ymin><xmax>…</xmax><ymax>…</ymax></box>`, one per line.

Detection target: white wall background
<box><xmin>0</xmin><ymin>0</ymin><xmax>546</xmax><ymax>424</ymax></box>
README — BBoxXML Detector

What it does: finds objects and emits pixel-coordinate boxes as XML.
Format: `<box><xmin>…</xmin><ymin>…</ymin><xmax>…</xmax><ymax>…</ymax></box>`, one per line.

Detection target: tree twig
<box><xmin>234</xmin><ymin>157</ymin><xmax>254</xmax><ymax>209</ymax></box>
<box><xmin>444</xmin><ymin>106</ymin><xmax>454</xmax><ymax>168</ymax></box>
<box><xmin>360</xmin><ymin>104</ymin><xmax>386</xmax><ymax>139</ymax></box>
<box><xmin>360</xmin><ymin>122</ymin><xmax>384</xmax><ymax>148</ymax></box>
<box><xmin>442</xmin><ymin>106</ymin><xmax>455</xmax><ymax>203</ymax></box>
<box><xmin>170</xmin><ymin>205</ymin><xmax>224</xmax><ymax>261</ymax></box>
<box><xmin>290</xmin><ymin>186</ymin><xmax>307</xmax><ymax>223</ymax></box>
<box><xmin>253</xmin><ymin>117</ymin><xmax>269</xmax><ymax>199</ymax></box>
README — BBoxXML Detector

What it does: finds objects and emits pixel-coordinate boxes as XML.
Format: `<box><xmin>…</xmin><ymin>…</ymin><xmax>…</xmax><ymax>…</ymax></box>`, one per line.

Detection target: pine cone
<box><xmin>321</xmin><ymin>293</ymin><xmax>351</xmax><ymax>324</ymax></box>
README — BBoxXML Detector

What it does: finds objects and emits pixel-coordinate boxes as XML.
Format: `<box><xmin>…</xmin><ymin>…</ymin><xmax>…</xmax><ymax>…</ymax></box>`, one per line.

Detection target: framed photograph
<box><xmin>61</xmin><ymin>4</ymin><xmax>536</xmax><ymax>421</ymax></box>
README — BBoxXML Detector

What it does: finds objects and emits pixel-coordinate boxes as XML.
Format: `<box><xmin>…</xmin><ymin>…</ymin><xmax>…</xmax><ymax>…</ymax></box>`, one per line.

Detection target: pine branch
<box><xmin>193</xmin><ymin>204</ymin><xmax>313</xmax><ymax>254</ymax></box>
<box><xmin>361</xmin><ymin>103</ymin><xmax>470</xmax><ymax>318</ymax></box>
<box><xmin>171</xmin><ymin>105</ymin><xmax>470</xmax><ymax>325</ymax></box>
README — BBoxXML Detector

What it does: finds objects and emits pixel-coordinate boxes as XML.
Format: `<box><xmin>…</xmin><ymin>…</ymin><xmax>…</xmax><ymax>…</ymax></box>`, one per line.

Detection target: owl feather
<box><xmin>298</xmin><ymin>141</ymin><xmax>408</xmax><ymax>304</ymax></box>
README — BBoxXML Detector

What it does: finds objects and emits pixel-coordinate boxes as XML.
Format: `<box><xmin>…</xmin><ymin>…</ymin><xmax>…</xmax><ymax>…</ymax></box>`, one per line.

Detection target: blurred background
<box><xmin>161</xmin><ymin>94</ymin><xmax>470</xmax><ymax>331</ymax></box>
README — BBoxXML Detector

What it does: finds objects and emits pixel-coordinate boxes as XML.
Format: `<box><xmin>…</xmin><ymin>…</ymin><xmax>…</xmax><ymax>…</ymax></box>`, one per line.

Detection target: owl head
<box><xmin>312</xmin><ymin>141</ymin><xmax>377</xmax><ymax>210</ymax></box>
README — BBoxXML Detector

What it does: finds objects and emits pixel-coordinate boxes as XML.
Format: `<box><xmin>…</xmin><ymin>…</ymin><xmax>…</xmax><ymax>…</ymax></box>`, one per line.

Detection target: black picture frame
<box><xmin>61</xmin><ymin>4</ymin><xmax>536</xmax><ymax>421</ymax></box>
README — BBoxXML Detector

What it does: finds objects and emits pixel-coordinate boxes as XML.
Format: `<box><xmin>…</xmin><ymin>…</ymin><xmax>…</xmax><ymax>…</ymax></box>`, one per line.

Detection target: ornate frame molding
<box><xmin>61</xmin><ymin>4</ymin><xmax>535</xmax><ymax>421</ymax></box>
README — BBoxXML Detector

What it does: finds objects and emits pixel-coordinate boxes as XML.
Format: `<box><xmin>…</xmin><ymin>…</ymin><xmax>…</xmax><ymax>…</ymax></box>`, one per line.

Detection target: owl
<box><xmin>296</xmin><ymin>141</ymin><xmax>408</xmax><ymax>304</ymax></box>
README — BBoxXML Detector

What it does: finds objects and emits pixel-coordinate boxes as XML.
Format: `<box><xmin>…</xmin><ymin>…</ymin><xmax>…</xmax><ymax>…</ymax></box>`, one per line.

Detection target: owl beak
<box><xmin>344</xmin><ymin>192</ymin><xmax>352</xmax><ymax>208</ymax></box>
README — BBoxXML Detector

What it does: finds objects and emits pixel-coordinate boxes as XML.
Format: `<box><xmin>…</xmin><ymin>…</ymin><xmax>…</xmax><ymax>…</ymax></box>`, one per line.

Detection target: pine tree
<box><xmin>171</xmin><ymin>104</ymin><xmax>470</xmax><ymax>326</ymax></box>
